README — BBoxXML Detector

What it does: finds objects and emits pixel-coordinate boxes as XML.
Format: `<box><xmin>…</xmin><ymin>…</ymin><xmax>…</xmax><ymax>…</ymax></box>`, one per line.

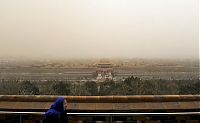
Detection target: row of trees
<box><xmin>0</xmin><ymin>77</ymin><xmax>199</xmax><ymax>95</ymax></box>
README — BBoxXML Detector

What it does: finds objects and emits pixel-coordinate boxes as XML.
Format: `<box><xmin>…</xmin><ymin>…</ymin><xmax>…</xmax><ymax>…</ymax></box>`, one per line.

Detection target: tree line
<box><xmin>0</xmin><ymin>76</ymin><xmax>199</xmax><ymax>95</ymax></box>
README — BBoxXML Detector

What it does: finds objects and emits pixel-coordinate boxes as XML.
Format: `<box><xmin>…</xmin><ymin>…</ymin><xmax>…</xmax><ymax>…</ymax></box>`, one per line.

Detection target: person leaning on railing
<box><xmin>44</xmin><ymin>97</ymin><xmax>68</xmax><ymax>123</ymax></box>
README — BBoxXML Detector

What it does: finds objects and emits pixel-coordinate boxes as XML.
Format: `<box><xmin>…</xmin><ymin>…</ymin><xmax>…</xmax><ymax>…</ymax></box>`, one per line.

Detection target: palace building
<box><xmin>96</xmin><ymin>60</ymin><xmax>114</xmax><ymax>81</ymax></box>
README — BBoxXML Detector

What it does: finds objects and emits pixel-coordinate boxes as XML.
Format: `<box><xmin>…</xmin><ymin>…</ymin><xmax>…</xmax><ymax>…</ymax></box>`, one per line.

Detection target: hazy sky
<box><xmin>0</xmin><ymin>0</ymin><xmax>198</xmax><ymax>59</ymax></box>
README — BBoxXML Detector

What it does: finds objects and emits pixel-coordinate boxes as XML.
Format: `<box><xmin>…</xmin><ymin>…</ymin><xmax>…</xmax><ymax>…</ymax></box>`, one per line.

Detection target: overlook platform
<box><xmin>0</xmin><ymin>95</ymin><xmax>199</xmax><ymax>123</ymax></box>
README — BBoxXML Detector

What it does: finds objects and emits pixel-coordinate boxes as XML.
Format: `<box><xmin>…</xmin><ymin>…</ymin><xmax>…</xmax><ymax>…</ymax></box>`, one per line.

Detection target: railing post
<box><xmin>110</xmin><ymin>115</ymin><xmax>112</xmax><ymax>123</ymax></box>
<box><xmin>19</xmin><ymin>114</ymin><xmax>22</xmax><ymax>123</ymax></box>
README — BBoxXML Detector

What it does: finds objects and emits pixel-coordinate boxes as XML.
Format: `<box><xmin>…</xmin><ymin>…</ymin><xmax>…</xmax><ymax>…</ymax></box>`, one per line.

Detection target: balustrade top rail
<box><xmin>0</xmin><ymin>95</ymin><xmax>199</xmax><ymax>111</ymax></box>
<box><xmin>0</xmin><ymin>95</ymin><xmax>199</xmax><ymax>103</ymax></box>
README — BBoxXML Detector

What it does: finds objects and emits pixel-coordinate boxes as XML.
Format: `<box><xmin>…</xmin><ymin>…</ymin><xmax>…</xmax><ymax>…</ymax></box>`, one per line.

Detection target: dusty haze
<box><xmin>0</xmin><ymin>0</ymin><xmax>198</xmax><ymax>60</ymax></box>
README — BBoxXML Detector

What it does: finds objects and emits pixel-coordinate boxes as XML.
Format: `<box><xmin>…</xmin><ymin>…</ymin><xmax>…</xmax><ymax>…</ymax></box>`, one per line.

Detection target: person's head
<box><xmin>50</xmin><ymin>97</ymin><xmax>67</xmax><ymax>112</ymax></box>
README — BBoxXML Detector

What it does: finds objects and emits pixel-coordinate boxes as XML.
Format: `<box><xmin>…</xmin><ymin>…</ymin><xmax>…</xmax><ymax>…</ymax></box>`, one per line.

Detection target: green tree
<box><xmin>19</xmin><ymin>81</ymin><xmax>39</xmax><ymax>95</ymax></box>
<box><xmin>0</xmin><ymin>80</ymin><xmax>20</xmax><ymax>95</ymax></box>
<box><xmin>84</xmin><ymin>81</ymin><xmax>98</xmax><ymax>95</ymax></box>
<box><xmin>99</xmin><ymin>80</ymin><xmax>115</xmax><ymax>95</ymax></box>
<box><xmin>52</xmin><ymin>82</ymin><xmax>71</xmax><ymax>95</ymax></box>
<box><xmin>179</xmin><ymin>81</ymin><xmax>200</xmax><ymax>94</ymax></box>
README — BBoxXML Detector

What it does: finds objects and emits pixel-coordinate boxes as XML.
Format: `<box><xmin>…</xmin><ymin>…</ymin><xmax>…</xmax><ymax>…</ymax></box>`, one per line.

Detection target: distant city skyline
<box><xmin>0</xmin><ymin>0</ymin><xmax>198</xmax><ymax>60</ymax></box>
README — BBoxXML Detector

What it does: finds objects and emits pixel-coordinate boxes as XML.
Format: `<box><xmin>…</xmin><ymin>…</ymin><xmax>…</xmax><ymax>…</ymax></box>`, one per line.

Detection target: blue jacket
<box><xmin>44</xmin><ymin>97</ymin><xmax>67</xmax><ymax>123</ymax></box>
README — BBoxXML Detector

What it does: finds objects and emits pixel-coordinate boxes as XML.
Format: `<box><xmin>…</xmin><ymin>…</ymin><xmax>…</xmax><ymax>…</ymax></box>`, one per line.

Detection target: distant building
<box><xmin>96</xmin><ymin>60</ymin><xmax>113</xmax><ymax>82</ymax></box>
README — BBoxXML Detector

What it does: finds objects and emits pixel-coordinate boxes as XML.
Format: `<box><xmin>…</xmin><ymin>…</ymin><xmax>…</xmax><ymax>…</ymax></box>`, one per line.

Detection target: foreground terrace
<box><xmin>0</xmin><ymin>95</ymin><xmax>199</xmax><ymax>123</ymax></box>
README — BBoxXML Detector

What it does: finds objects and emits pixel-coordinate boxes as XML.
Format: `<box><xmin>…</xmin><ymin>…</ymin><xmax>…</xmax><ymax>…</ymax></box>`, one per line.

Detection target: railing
<box><xmin>0</xmin><ymin>95</ymin><xmax>200</xmax><ymax>123</ymax></box>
